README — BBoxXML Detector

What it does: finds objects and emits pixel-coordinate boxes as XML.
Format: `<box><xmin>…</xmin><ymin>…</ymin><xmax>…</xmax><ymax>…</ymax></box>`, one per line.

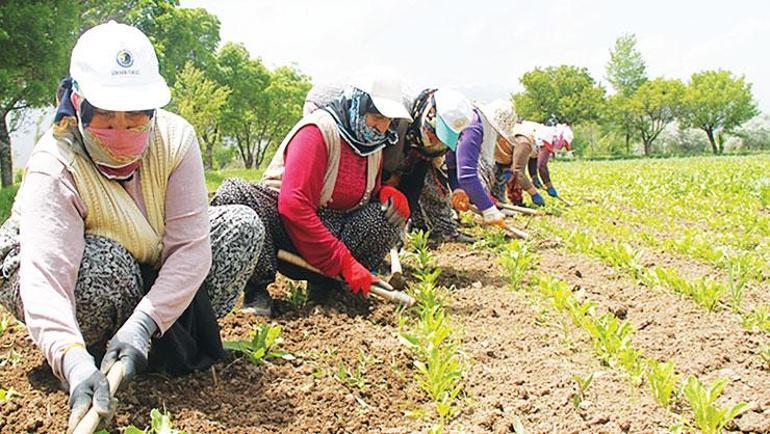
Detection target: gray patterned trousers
<box><xmin>210</xmin><ymin>179</ymin><xmax>402</xmax><ymax>290</ymax></box>
<box><xmin>0</xmin><ymin>204</ymin><xmax>263</xmax><ymax>346</ymax></box>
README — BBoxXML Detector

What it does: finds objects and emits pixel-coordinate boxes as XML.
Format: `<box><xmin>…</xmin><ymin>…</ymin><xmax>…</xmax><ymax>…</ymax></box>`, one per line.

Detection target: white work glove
<box><xmin>481</xmin><ymin>206</ymin><xmax>506</xmax><ymax>228</ymax></box>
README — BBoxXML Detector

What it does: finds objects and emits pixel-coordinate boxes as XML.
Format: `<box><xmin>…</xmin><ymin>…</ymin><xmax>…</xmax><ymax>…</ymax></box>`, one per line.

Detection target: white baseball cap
<box><xmin>70</xmin><ymin>21</ymin><xmax>171</xmax><ymax>111</ymax></box>
<box><xmin>434</xmin><ymin>89</ymin><xmax>473</xmax><ymax>150</ymax></box>
<box><xmin>351</xmin><ymin>68</ymin><xmax>412</xmax><ymax>121</ymax></box>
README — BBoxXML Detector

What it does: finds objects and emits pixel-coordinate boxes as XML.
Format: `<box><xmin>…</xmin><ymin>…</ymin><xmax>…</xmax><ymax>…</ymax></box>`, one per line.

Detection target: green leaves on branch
<box><xmin>512</xmin><ymin>65</ymin><xmax>606</xmax><ymax>125</ymax></box>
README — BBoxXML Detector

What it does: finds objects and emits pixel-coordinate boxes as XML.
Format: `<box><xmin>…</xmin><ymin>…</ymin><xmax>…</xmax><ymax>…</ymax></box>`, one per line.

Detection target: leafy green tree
<box><xmin>213</xmin><ymin>43</ymin><xmax>270</xmax><ymax>169</ymax></box>
<box><xmin>604</xmin><ymin>94</ymin><xmax>638</xmax><ymax>154</ymax></box>
<box><xmin>606</xmin><ymin>34</ymin><xmax>647</xmax><ymax>97</ymax></box>
<box><xmin>605</xmin><ymin>34</ymin><xmax>647</xmax><ymax>154</ymax></box>
<box><xmin>145</xmin><ymin>7</ymin><xmax>221</xmax><ymax>86</ymax></box>
<box><xmin>0</xmin><ymin>0</ymin><xmax>79</xmax><ymax>187</ymax></box>
<box><xmin>170</xmin><ymin>62</ymin><xmax>231</xmax><ymax>170</ymax></box>
<box><xmin>214</xmin><ymin>44</ymin><xmax>311</xmax><ymax>169</ymax></box>
<box><xmin>512</xmin><ymin>65</ymin><xmax>605</xmax><ymax>125</ymax></box>
<box><xmin>251</xmin><ymin>65</ymin><xmax>312</xmax><ymax>167</ymax></box>
<box><xmin>680</xmin><ymin>70</ymin><xmax>758</xmax><ymax>154</ymax></box>
<box><xmin>81</xmin><ymin>1</ymin><xmax>219</xmax><ymax>86</ymax></box>
<box><xmin>628</xmin><ymin>78</ymin><xmax>686</xmax><ymax>155</ymax></box>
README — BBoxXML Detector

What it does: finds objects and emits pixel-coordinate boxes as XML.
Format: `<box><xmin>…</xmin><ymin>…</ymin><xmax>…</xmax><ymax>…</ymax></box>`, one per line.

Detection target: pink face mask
<box><xmin>84</xmin><ymin>125</ymin><xmax>151</xmax><ymax>165</ymax></box>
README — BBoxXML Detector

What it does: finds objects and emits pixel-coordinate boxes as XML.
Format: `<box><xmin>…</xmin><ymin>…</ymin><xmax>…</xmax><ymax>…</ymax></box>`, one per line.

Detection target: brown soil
<box><xmin>1</xmin><ymin>223</ymin><xmax>768</xmax><ymax>433</ymax></box>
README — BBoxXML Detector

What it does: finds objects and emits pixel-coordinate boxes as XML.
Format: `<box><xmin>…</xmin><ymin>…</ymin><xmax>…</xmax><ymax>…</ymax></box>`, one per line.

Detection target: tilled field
<box><xmin>1</xmin><ymin>155</ymin><xmax>769</xmax><ymax>433</ymax></box>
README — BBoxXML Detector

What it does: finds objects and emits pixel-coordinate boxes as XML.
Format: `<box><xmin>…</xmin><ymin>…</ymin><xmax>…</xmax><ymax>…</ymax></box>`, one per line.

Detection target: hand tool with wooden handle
<box><xmin>71</xmin><ymin>360</ymin><xmax>125</xmax><ymax>434</ymax></box>
<box><xmin>277</xmin><ymin>249</ymin><xmax>415</xmax><ymax>307</ymax></box>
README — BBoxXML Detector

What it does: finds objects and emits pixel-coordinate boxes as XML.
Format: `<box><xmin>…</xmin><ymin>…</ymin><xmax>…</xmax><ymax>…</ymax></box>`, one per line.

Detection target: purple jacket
<box><xmin>446</xmin><ymin>110</ymin><xmax>494</xmax><ymax>210</ymax></box>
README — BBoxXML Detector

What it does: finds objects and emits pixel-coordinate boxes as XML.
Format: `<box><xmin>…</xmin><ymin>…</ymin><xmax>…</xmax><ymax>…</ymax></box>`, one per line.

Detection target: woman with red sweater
<box><xmin>212</xmin><ymin>74</ymin><xmax>412</xmax><ymax>315</ymax></box>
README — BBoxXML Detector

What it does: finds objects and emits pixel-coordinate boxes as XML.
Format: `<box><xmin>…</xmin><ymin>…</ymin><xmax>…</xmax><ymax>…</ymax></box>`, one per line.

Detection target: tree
<box><xmin>251</xmin><ymin>65</ymin><xmax>312</xmax><ymax>168</ymax></box>
<box><xmin>605</xmin><ymin>34</ymin><xmax>647</xmax><ymax>154</ymax></box>
<box><xmin>627</xmin><ymin>78</ymin><xmax>686</xmax><ymax>155</ymax></box>
<box><xmin>512</xmin><ymin>65</ymin><xmax>605</xmax><ymax>125</ymax></box>
<box><xmin>213</xmin><ymin>43</ymin><xmax>270</xmax><ymax>169</ymax></box>
<box><xmin>214</xmin><ymin>43</ymin><xmax>310</xmax><ymax>169</ymax></box>
<box><xmin>170</xmin><ymin>62</ymin><xmax>231</xmax><ymax>170</ymax></box>
<box><xmin>606</xmin><ymin>34</ymin><xmax>647</xmax><ymax>97</ymax></box>
<box><xmin>680</xmin><ymin>70</ymin><xmax>758</xmax><ymax>154</ymax></box>
<box><xmin>0</xmin><ymin>0</ymin><xmax>79</xmax><ymax>187</ymax></box>
<box><xmin>604</xmin><ymin>94</ymin><xmax>639</xmax><ymax>154</ymax></box>
<box><xmin>146</xmin><ymin>7</ymin><xmax>221</xmax><ymax>86</ymax></box>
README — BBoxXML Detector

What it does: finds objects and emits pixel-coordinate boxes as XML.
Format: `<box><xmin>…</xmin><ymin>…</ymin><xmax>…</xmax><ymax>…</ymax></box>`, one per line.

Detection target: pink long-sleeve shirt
<box><xmin>16</xmin><ymin>138</ymin><xmax>211</xmax><ymax>379</ymax></box>
<box><xmin>277</xmin><ymin>125</ymin><xmax>381</xmax><ymax>278</ymax></box>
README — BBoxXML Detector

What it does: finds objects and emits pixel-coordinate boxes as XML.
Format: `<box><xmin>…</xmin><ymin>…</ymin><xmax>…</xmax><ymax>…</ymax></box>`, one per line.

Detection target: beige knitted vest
<box><xmin>21</xmin><ymin>110</ymin><xmax>192</xmax><ymax>267</ymax></box>
<box><xmin>262</xmin><ymin>110</ymin><xmax>381</xmax><ymax>210</ymax></box>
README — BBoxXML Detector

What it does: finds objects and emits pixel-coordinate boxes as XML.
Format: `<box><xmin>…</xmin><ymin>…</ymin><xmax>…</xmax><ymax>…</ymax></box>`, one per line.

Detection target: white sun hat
<box><xmin>433</xmin><ymin>88</ymin><xmax>474</xmax><ymax>150</ymax></box>
<box><xmin>351</xmin><ymin>68</ymin><xmax>413</xmax><ymax>121</ymax></box>
<box><xmin>70</xmin><ymin>20</ymin><xmax>171</xmax><ymax>111</ymax></box>
<box><xmin>478</xmin><ymin>99</ymin><xmax>517</xmax><ymax>143</ymax></box>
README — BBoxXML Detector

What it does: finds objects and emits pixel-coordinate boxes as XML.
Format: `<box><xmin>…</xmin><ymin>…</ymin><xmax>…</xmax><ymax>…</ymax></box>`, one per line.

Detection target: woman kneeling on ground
<box><xmin>305</xmin><ymin>84</ymin><xmax>474</xmax><ymax>242</ymax></box>
<box><xmin>212</xmin><ymin>73</ymin><xmax>413</xmax><ymax>315</ymax></box>
<box><xmin>505</xmin><ymin>122</ymin><xmax>573</xmax><ymax>206</ymax></box>
<box><xmin>0</xmin><ymin>22</ymin><xmax>263</xmax><ymax>432</ymax></box>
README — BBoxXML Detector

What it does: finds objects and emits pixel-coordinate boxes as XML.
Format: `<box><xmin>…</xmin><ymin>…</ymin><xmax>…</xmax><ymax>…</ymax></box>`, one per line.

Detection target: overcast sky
<box><xmin>180</xmin><ymin>0</ymin><xmax>769</xmax><ymax>111</ymax></box>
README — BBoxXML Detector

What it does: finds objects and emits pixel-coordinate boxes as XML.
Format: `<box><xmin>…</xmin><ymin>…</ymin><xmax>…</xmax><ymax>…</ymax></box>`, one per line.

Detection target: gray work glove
<box><xmin>100</xmin><ymin>310</ymin><xmax>158</xmax><ymax>385</ymax></box>
<box><xmin>64</xmin><ymin>347</ymin><xmax>113</xmax><ymax>433</ymax></box>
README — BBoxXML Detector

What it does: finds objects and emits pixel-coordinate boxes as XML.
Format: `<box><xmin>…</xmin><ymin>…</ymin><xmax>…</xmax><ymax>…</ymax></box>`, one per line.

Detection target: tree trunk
<box><xmin>624</xmin><ymin>132</ymin><xmax>630</xmax><ymax>155</ymax></box>
<box><xmin>705</xmin><ymin>128</ymin><xmax>718</xmax><ymax>155</ymax></box>
<box><xmin>204</xmin><ymin>139</ymin><xmax>214</xmax><ymax>170</ymax></box>
<box><xmin>643</xmin><ymin>139</ymin><xmax>651</xmax><ymax>156</ymax></box>
<box><xmin>0</xmin><ymin>112</ymin><xmax>14</xmax><ymax>188</ymax></box>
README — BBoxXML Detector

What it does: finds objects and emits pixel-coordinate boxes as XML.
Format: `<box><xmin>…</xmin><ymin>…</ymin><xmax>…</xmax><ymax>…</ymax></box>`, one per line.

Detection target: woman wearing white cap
<box><xmin>0</xmin><ymin>22</ymin><xmax>263</xmax><ymax>431</ymax></box>
<box><xmin>502</xmin><ymin>122</ymin><xmax>573</xmax><ymax>206</ymax></box>
<box><xmin>212</xmin><ymin>72</ymin><xmax>413</xmax><ymax>313</ymax></box>
<box><xmin>304</xmin><ymin>85</ymin><xmax>475</xmax><ymax>242</ymax></box>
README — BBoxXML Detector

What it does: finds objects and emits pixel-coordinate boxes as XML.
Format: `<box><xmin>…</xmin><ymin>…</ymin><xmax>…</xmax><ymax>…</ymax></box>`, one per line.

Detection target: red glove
<box><xmin>340</xmin><ymin>253</ymin><xmax>375</xmax><ymax>297</ymax></box>
<box><xmin>379</xmin><ymin>186</ymin><xmax>410</xmax><ymax>219</ymax></box>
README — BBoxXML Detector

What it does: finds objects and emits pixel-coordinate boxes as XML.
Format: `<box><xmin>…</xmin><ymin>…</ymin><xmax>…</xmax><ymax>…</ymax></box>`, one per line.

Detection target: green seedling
<box><xmin>407</xmin><ymin>229</ymin><xmax>434</xmax><ymax>274</ymax></box>
<box><xmin>0</xmin><ymin>315</ymin><xmax>11</xmax><ymax>336</ymax></box>
<box><xmin>727</xmin><ymin>259</ymin><xmax>747</xmax><ymax>314</ymax></box>
<box><xmin>0</xmin><ymin>387</ymin><xmax>16</xmax><ymax>402</ymax></box>
<box><xmin>223</xmin><ymin>323</ymin><xmax>294</xmax><ymax>365</ymax></box>
<box><xmin>742</xmin><ymin>304</ymin><xmax>770</xmax><ymax>333</ymax></box>
<box><xmin>646</xmin><ymin>359</ymin><xmax>679</xmax><ymax>408</ymax></box>
<box><xmin>584</xmin><ymin>313</ymin><xmax>634</xmax><ymax>367</ymax></box>
<box><xmin>124</xmin><ymin>408</ymin><xmax>186</xmax><ymax>434</ymax></box>
<box><xmin>571</xmin><ymin>373</ymin><xmax>594</xmax><ymax>409</ymax></box>
<box><xmin>286</xmin><ymin>280</ymin><xmax>308</xmax><ymax>309</ymax></box>
<box><xmin>566</xmin><ymin>298</ymin><xmax>594</xmax><ymax>329</ymax></box>
<box><xmin>682</xmin><ymin>376</ymin><xmax>749</xmax><ymax>434</ymax></box>
<box><xmin>0</xmin><ymin>349</ymin><xmax>21</xmax><ymax>367</ymax></box>
<box><xmin>334</xmin><ymin>350</ymin><xmax>372</xmax><ymax>391</ymax></box>
<box><xmin>618</xmin><ymin>347</ymin><xmax>644</xmax><ymax>384</ymax></box>
<box><xmin>500</xmin><ymin>240</ymin><xmax>535</xmax><ymax>291</ymax></box>
<box><xmin>537</xmin><ymin>276</ymin><xmax>572</xmax><ymax>312</ymax></box>
<box><xmin>759</xmin><ymin>343</ymin><xmax>770</xmax><ymax>369</ymax></box>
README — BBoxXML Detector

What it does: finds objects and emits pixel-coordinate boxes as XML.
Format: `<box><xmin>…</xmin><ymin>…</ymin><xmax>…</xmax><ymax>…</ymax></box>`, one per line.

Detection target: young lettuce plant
<box><xmin>682</xmin><ymin>376</ymin><xmax>749</xmax><ymax>434</ymax></box>
<box><xmin>645</xmin><ymin>359</ymin><xmax>679</xmax><ymax>408</ymax></box>
<box><xmin>224</xmin><ymin>323</ymin><xmax>295</xmax><ymax>365</ymax></box>
<box><xmin>742</xmin><ymin>304</ymin><xmax>770</xmax><ymax>333</ymax></box>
